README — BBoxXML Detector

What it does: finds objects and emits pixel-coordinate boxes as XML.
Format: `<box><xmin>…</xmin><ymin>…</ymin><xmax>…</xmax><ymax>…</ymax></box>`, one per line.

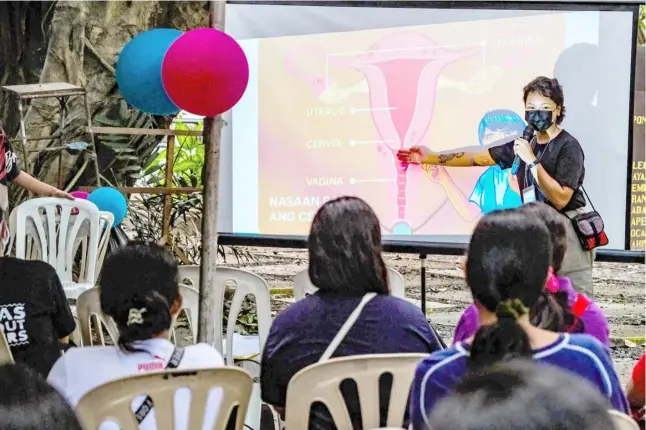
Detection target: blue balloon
<box><xmin>116</xmin><ymin>29</ymin><xmax>182</xmax><ymax>115</ymax></box>
<box><xmin>88</xmin><ymin>187</ymin><xmax>128</xmax><ymax>226</ymax></box>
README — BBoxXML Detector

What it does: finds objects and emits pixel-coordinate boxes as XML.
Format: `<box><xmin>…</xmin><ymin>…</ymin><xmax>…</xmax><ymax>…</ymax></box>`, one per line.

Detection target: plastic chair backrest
<box><xmin>14</xmin><ymin>198</ymin><xmax>100</xmax><ymax>285</ymax></box>
<box><xmin>178</xmin><ymin>265</ymin><xmax>200</xmax><ymax>289</ymax></box>
<box><xmin>76</xmin><ymin>287</ymin><xmax>119</xmax><ymax>346</ymax></box>
<box><xmin>608</xmin><ymin>410</ymin><xmax>640</xmax><ymax>430</ymax></box>
<box><xmin>8</xmin><ymin>208</ymin><xmax>41</xmax><ymax>259</ymax></box>
<box><xmin>171</xmin><ymin>284</ymin><xmax>199</xmax><ymax>342</ymax></box>
<box><xmin>293</xmin><ymin>267</ymin><xmax>406</xmax><ymax>300</ymax></box>
<box><xmin>76</xmin><ymin>367</ymin><xmax>253</xmax><ymax>430</ymax></box>
<box><xmin>76</xmin><ymin>211</ymin><xmax>114</xmax><ymax>284</ymax></box>
<box><xmin>213</xmin><ymin>268</ymin><xmax>271</xmax><ymax>365</ymax></box>
<box><xmin>285</xmin><ymin>353</ymin><xmax>426</xmax><ymax>429</ymax></box>
<box><xmin>0</xmin><ymin>328</ymin><xmax>14</xmax><ymax>365</ymax></box>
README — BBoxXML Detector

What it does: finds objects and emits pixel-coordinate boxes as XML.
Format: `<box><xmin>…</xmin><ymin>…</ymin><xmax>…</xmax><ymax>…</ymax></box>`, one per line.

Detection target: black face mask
<box><xmin>525</xmin><ymin>110</ymin><xmax>554</xmax><ymax>132</ymax></box>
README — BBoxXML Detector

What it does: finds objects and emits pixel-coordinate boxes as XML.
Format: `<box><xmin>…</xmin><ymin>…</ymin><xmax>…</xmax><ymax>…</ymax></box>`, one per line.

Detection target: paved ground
<box><xmin>220</xmin><ymin>246</ymin><xmax>645</xmax><ymax>383</ymax></box>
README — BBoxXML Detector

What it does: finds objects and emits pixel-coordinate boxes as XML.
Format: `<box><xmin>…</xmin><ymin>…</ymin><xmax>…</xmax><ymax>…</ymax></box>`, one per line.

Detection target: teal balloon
<box><xmin>88</xmin><ymin>187</ymin><xmax>128</xmax><ymax>226</ymax></box>
<box><xmin>116</xmin><ymin>28</ymin><xmax>182</xmax><ymax>115</ymax></box>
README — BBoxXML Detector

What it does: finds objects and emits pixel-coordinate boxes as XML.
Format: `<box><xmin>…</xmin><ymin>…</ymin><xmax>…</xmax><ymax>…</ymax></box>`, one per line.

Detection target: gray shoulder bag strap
<box><xmin>318</xmin><ymin>293</ymin><xmax>377</xmax><ymax>363</ymax></box>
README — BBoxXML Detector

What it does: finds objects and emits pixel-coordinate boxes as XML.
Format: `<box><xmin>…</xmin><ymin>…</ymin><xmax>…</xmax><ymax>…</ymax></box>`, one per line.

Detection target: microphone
<box><xmin>511</xmin><ymin>125</ymin><xmax>535</xmax><ymax>175</ymax></box>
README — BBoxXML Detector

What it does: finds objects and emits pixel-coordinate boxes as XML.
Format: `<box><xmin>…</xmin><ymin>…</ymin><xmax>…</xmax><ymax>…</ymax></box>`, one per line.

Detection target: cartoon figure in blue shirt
<box><xmin>423</xmin><ymin>109</ymin><xmax>524</xmax><ymax>221</ymax></box>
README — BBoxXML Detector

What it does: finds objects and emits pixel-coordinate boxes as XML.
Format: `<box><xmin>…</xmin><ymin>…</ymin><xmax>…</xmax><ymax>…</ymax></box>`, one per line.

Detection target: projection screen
<box><xmin>218</xmin><ymin>2</ymin><xmax>637</xmax><ymax>251</ymax></box>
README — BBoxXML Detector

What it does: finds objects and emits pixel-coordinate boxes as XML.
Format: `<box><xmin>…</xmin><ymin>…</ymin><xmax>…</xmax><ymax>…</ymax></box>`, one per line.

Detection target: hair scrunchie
<box><xmin>495</xmin><ymin>298</ymin><xmax>529</xmax><ymax>320</ymax></box>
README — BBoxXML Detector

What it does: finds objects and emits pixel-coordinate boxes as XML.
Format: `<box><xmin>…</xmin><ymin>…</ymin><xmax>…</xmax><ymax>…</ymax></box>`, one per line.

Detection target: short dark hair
<box><xmin>466</xmin><ymin>209</ymin><xmax>552</xmax><ymax>368</ymax></box>
<box><xmin>523</xmin><ymin>76</ymin><xmax>566</xmax><ymax>124</ymax></box>
<box><xmin>308</xmin><ymin>196</ymin><xmax>389</xmax><ymax>296</ymax></box>
<box><xmin>100</xmin><ymin>241</ymin><xmax>179</xmax><ymax>352</ymax></box>
<box><xmin>427</xmin><ymin>360</ymin><xmax>614</xmax><ymax>430</ymax></box>
<box><xmin>0</xmin><ymin>364</ymin><xmax>83</xmax><ymax>430</ymax></box>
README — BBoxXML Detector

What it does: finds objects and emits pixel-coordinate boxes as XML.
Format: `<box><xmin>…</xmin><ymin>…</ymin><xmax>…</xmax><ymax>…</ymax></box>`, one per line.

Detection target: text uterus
<box><xmin>346</xmin><ymin>33</ymin><xmax>479</xmax><ymax>229</ymax></box>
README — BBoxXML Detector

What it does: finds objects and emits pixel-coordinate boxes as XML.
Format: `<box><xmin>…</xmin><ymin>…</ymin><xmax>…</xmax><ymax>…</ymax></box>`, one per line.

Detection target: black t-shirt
<box><xmin>488</xmin><ymin>129</ymin><xmax>586</xmax><ymax>212</ymax></box>
<box><xmin>0</xmin><ymin>139</ymin><xmax>20</xmax><ymax>237</ymax></box>
<box><xmin>0</xmin><ymin>257</ymin><xmax>75</xmax><ymax>376</ymax></box>
<box><xmin>0</xmin><ymin>139</ymin><xmax>20</xmax><ymax>186</ymax></box>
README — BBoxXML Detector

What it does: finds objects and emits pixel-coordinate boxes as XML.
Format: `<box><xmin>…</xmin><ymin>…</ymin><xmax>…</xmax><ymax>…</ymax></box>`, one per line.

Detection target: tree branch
<box><xmin>83</xmin><ymin>36</ymin><xmax>115</xmax><ymax>75</ymax></box>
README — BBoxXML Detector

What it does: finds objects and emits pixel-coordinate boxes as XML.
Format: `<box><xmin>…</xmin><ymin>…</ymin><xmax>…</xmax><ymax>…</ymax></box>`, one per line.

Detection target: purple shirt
<box><xmin>261</xmin><ymin>292</ymin><xmax>442</xmax><ymax>429</ymax></box>
<box><xmin>453</xmin><ymin>277</ymin><xmax>609</xmax><ymax>346</ymax></box>
<box><xmin>410</xmin><ymin>333</ymin><xmax>629</xmax><ymax>430</ymax></box>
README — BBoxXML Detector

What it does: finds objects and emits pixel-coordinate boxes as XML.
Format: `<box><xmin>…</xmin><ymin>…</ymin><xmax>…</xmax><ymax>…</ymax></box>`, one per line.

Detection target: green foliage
<box><xmin>640</xmin><ymin>5</ymin><xmax>645</xmax><ymax>46</ymax></box>
<box><xmin>145</xmin><ymin>119</ymin><xmax>205</xmax><ymax>189</ymax></box>
<box><xmin>94</xmin><ymin>100</ymin><xmax>160</xmax><ymax>186</ymax></box>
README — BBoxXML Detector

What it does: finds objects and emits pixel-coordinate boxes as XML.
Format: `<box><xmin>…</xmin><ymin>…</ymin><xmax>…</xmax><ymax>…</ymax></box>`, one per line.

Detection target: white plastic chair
<box><xmin>608</xmin><ymin>410</ymin><xmax>640</xmax><ymax>430</ymax></box>
<box><xmin>174</xmin><ymin>266</ymin><xmax>272</xmax><ymax>360</ymax></box>
<box><xmin>212</xmin><ymin>268</ymin><xmax>272</xmax><ymax>365</ymax></box>
<box><xmin>8</xmin><ymin>208</ymin><xmax>41</xmax><ymax>259</ymax></box>
<box><xmin>178</xmin><ymin>265</ymin><xmax>200</xmax><ymax>288</ymax></box>
<box><xmin>75</xmin><ymin>287</ymin><xmax>119</xmax><ymax>347</ymax></box>
<box><xmin>0</xmin><ymin>328</ymin><xmax>14</xmax><ymax>365</ymax></box>
<box><xmin>293</xmin><ymin>267</ymin><xmax>406</xmax><ymax>300</ymax></box>
<box><xmin>76</xmin><ymin>367</ymin><xmax>253</xmax><ymax>430</ymax></box>
<box><xmin>77</xmin><ymin>211</ymin><xmax>114</xmax><ymax>284</ymax></box>
<box><xmin>14</xmin><ymin>198</ymin><xmax>101</xmax><ymax>299</ymax></box>
<box><xmin>170</xmin><ymin>284</ymin><xmax>199</xmax><ymax>344</ymax></box>
<box><xmin>285</xmin><ymin>353</ymin><xmax>426</xmax><ymax>429</ymax></box>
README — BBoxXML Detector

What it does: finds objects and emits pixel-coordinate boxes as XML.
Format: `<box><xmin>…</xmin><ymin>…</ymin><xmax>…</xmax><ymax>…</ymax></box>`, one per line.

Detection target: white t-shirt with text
<box><xmin>47</xmin><ymin>338</ymin><xmax>225</xmax><ymax>430</ymax></box>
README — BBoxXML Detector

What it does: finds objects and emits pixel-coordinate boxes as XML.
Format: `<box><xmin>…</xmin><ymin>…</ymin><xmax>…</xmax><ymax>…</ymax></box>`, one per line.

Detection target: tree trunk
<box><xmin>0</xmin><ymin>0</ymin><xmax>208</xmax><ymax>205</ymax></box>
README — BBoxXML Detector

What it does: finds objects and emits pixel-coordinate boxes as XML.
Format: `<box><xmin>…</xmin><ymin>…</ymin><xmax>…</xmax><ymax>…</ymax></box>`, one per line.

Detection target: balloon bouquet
<box><xmin>72</xmin><ymin>27</ymin><xmax>250</xmax><ymax>246</ymax></box>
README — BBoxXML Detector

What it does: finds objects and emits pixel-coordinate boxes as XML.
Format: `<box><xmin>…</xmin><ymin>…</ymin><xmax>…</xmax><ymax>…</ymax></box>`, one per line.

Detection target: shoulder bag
<box><xmin>565</xmin><ymin>187</ymin><xmax>608</xmax><ymax>251</ymax></box>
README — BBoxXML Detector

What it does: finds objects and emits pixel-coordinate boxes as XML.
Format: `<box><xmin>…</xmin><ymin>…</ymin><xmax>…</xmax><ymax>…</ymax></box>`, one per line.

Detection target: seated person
<box><xmin>0</xmin><ymin>230</ymin><xmax>75</xmax><ymax>377</ymax></box>
<box><xmin>454</xmin><ymin>202</ymin><xmax>609</xmax><ymax>346</ymax></box>
<box><xmin>48</xmin><ymin>242</ymin><xmax>225</xmax><ymax>430</ymax></box>
<box><xmin>409</xmin><ymin>209</ymin><xmax>628</xmax><ymax>430</ymax></box>
<box><xmin>0</xmin><ymin>363</ymin><xmax>83</xmax><ymax>430</ymax></box>
<box><xmin>627</xmin><ymin>354</ymin><xmax>645</xmax><ymax>426</ymax></box>
<box><xmin>261</xmin><ymin>196</ymin><xmax>443</xmax><ymax>429</ymax></box>
<box><xmin>426</xmin><ymin>360</ymin><xmax>616</xmax><ymax>430</ymax></box>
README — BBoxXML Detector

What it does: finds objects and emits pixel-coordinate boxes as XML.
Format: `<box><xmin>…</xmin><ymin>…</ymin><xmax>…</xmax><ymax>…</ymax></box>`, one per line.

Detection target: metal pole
<box><xmin>84</xmin><ymin>92</ymin><xmax>102</xmax><ymax>187</ymax></box>
<box><xmin>197</xmin><ymin>0</ymin><xmax>226</xmax><ymax>348</ymax></box>
<box><xmin>420</xmin><ymin>254</ymin><xmax>427</xmax><ymax>315</ymax></box>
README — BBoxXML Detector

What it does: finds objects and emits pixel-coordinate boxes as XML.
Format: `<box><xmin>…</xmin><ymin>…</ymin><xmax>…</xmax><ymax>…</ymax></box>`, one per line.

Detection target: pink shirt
<box><xmin>453</xmin><ymin>277</ymin><xmax>610</xmax><ymax>346</ymax></box>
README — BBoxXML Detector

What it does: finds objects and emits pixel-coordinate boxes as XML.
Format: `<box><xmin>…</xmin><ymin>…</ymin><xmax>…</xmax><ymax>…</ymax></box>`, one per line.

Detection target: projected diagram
<box><xmin>288</xmin><ymin>32</ymin><xmax>483</xmax><ymax>234</ymax></box>
<box><xmin>255</xmin><ymin>14</ymin><xmax>567</xmax><ymax>236</ymax></box>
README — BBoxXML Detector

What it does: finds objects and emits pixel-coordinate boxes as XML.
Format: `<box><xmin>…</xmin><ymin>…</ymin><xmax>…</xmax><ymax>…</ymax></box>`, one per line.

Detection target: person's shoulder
<box><xmin>565</xmin><ymin>333</ymin><xmax>607</xmax><ymax>352</ymax></box>
<box><xmin>271</xmin><ymin>295</ymin><xmax>319</xmax><ymax>328</ymax></box>
<box><xmin>416</xmin><ymin>344</ymin><xmax>469</xmax><ymax>376</ymax></box>
<box><xmin>557</xmin><ymin>130</ymin><xmax>583</xmax><ymax>149</ymax></box>
<box><xmin>373</xmin><ymin>294</ymin><xmax>423</xmax><ymax>313</ymax></box>
<box><xmin>185</xmin><ymin>343</ymin><xmax>225</xmax><ymax>366</ymax></box>
<box><xmin>0</xmin><ymin>257</ymin><xmax>58</xmax><ymax>291</ymax></box>
<box><xmin>371</xmin><ymin>295</ymin><xmax>432</xmax><ymax>323</ymax></box>
<box><xmin>57</xmin><ymin>345</ymin><xmax>118</xmax><ymax>367</ymax></box>
<box><xmin>1</xmin><ymin>256</ymin><xmax>56</xmax><ymax>276</ymax></box>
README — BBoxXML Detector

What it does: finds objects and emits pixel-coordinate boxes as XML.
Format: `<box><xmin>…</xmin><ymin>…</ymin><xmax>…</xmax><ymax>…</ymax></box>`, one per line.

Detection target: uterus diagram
<box><xmin>286</xmin><ymin>32</ymin><xmax>484</xmax><ymax>234</ymax></box>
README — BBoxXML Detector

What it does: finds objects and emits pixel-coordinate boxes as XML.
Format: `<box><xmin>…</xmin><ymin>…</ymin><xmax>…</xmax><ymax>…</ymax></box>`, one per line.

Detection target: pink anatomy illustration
<box><xmin>345</xmin><ymin>33</ymin><xmax>479</xmax><ymax>233</ymax></box>
<box><xmin>287</xmin><ymin>33</ymin><xmax>481</xmax><ymax>234</ymax></box>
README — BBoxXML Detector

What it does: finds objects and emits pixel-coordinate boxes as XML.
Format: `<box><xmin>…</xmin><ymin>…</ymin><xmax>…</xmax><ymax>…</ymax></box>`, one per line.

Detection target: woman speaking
<box><xmin>397</xmin><ymin>77</ymin><xmax>594</xmax><ymax>297</ymax></box>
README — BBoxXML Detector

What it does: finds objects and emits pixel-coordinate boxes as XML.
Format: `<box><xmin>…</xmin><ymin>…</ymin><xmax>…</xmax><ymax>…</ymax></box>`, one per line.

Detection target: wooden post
<box><xmin>197</xmin><ymin>0</ymin><xmax>226</xmax><ymax>347</ymax></box>
<box><xmin>161</xmin><ymin>135</ymin><xmax>176</xmax><ymax>245</ymax></box>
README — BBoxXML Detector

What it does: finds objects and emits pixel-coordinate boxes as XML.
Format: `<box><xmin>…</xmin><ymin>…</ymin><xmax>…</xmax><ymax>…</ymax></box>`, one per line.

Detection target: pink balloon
<box><xmin>70</xmin><ymin>191</ymin><xmax>89</xmax><ymax>200</ymax></box>
<box><xmin>161</xmin><ymin>28</ymin><xmax>249</xmax><ymax>117</ymax></box>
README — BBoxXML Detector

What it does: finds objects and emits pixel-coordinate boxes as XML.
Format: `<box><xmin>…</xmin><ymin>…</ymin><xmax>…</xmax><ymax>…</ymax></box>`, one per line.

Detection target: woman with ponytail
<box><xmin>47</xmin><ymin>242</ymin><xmax>225</xmax><ymax>429</ymax></box>
<box><xmin>453</xmin><ymin>202</ymin><xmax>609</xmax><ymax>346</ymax></box>
<box><xmin>409</xmin><ymin>209</ymin><xmax>627</xmax><ymax>430</ymax></box>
